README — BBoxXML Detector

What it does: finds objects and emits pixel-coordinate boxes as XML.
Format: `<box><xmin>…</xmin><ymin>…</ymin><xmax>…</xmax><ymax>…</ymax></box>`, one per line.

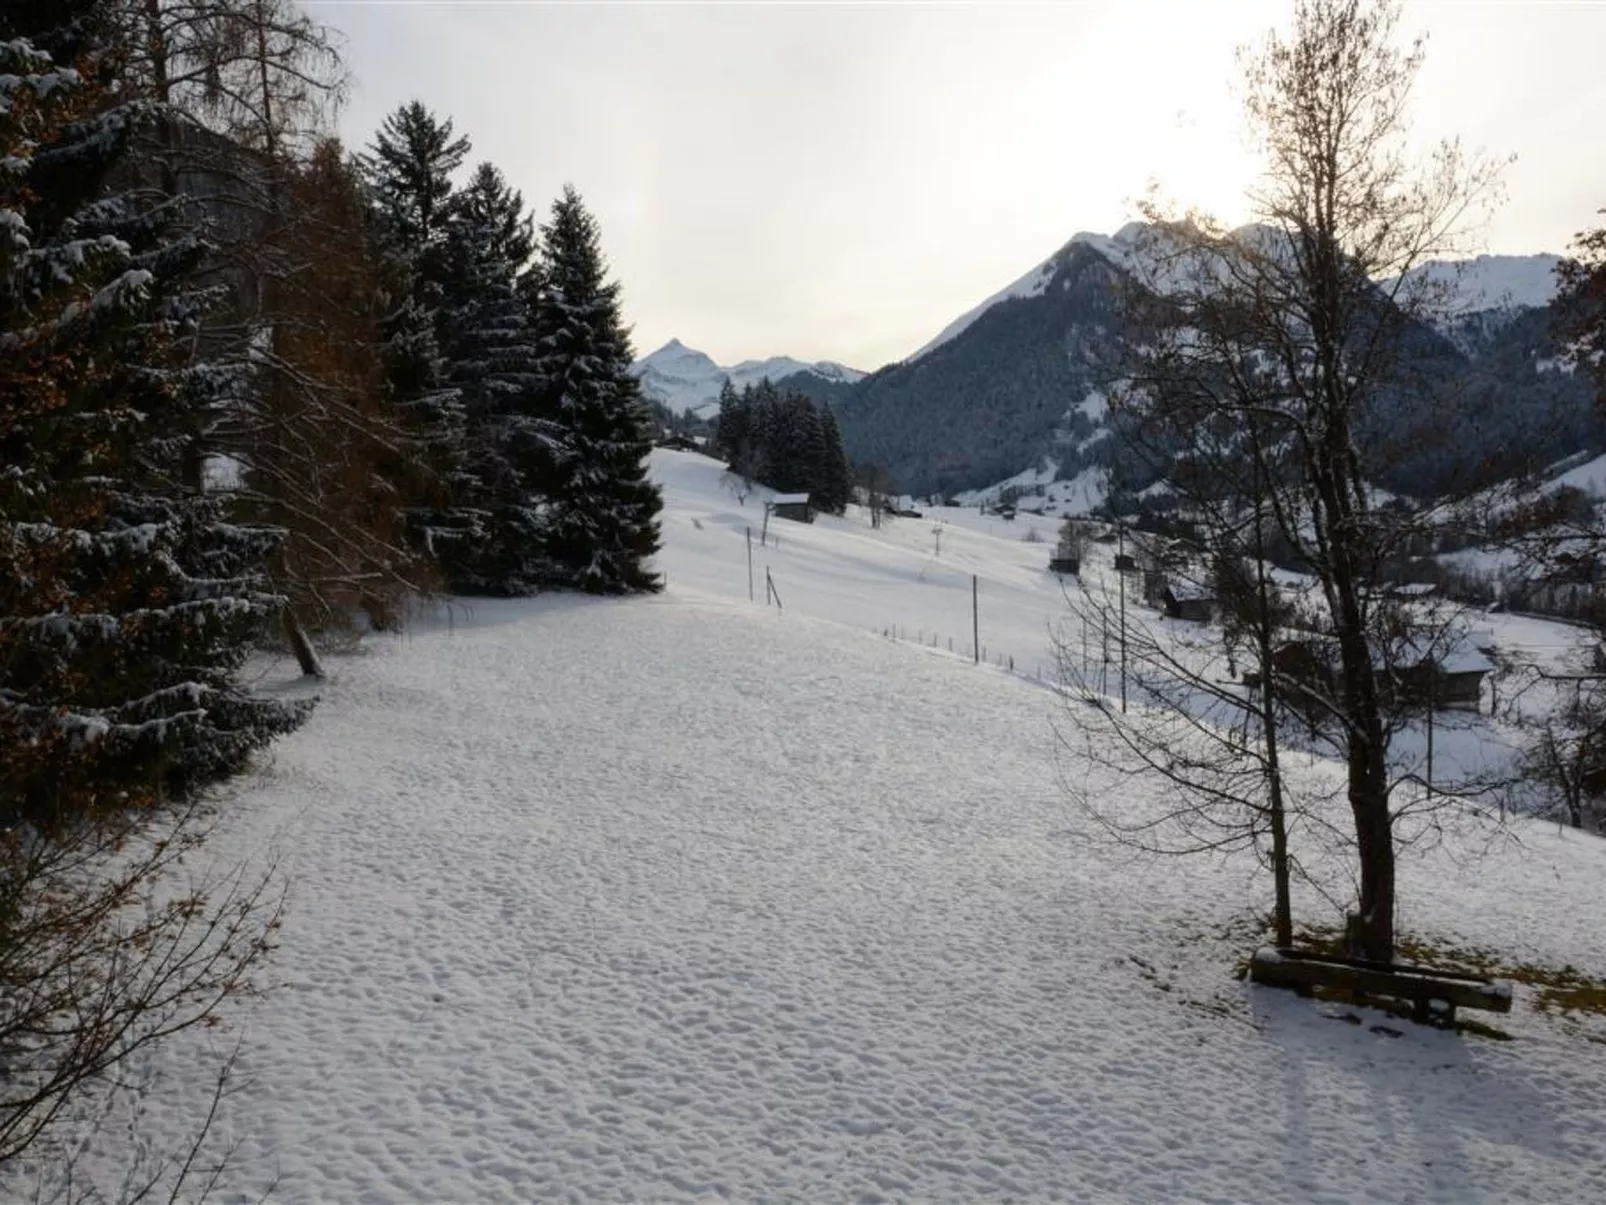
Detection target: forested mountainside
<box><xmin>797</xmin><ymin>231</ymin><xmax>1599</xmax><ymax>502</ymax></box>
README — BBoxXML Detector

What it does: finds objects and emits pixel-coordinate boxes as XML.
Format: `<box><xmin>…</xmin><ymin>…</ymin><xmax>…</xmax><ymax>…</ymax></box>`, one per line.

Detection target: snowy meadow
<box><xmin>32</xmin><ymin>449</ymin><xmax>1606</xmax><ymax>1203</ymax></box>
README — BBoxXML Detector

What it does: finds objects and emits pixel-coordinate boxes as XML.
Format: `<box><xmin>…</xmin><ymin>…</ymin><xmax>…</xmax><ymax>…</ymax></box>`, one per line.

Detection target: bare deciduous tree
<box><xmin>119</xmin><ymin>0</ymin><xmax>347</xmax><ymax>158</ymax></box>
<box><xmin>0</xmin><ymin>801</ymin><xmax>282</xmax><ymax>1182</ymax></box>
<box><xmin>1068</xmin><ymin>0</ymin><xmax>1503</xmax><ymax>961</ymax></box>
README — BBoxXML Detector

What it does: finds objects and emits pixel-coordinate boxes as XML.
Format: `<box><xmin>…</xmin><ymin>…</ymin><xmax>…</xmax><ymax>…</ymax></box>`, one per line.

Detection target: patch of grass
<box><xmin>1289</xmin><ymin>922</ymin><xmax>1606</xmax><ymax>1021</ymax></box>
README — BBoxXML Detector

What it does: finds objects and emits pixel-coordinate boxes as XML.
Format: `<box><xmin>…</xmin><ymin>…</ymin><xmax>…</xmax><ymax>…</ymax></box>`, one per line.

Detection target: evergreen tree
<box><xmin>747</xmin><ymin>379</ymin><xmax>782</xmax><ymax>486</ymax></box>
<box><xmin>363</xmin><ymin>102</ymin><xmax>478</xmax><ymax>560</ymax></box>
<box><xmin>713</xmin><ymin>377</ymin><xmax>742</xmax><ymax>460</ymax></box>
<box><xmin>365</xmin><ymin>101</ymin><xmax>470</xmax><ymax>275</ymax></box>
<box><xmin>439</xmin><ymin>162</ymin><xmax>554</xmax><ymax>594</ymax></box>
<box><xmin>0</xmin><ymin>2</ymin><xmax>310</xmax><ymax>827</ymax></box>
<box><xmin>533</xmin><ymin>186</ymin><xmax>662</xmax><ymax>593</ymax></box>
<box><xmin>819</xmin><ymin>403</ymin><xmax>853</xmax><ymax>514</ymax></box>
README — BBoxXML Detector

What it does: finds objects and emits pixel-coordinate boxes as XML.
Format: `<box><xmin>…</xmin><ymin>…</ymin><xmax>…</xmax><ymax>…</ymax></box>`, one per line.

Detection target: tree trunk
<box><xmin>1254</xmin><ymin>544</ymin><xmax>1293</xmax><ymax>949</ymax></box>
<box><xmin>1347</xmin><ymin>708</ymin><xmax>1396</xmax><ymax>961</ymax></box>
<box><xmin>282</xmin><ymin>607</ymin><xmax>325</xmax><ymax>679</ymax></box>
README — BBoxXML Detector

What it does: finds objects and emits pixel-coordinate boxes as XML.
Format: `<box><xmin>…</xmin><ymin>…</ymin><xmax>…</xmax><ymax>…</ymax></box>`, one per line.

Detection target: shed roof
<box><xmin>769</xmin><ymin>493</ymin><xmax>812</xmax><ymax>506</ymax></box>
<box><xmin>1278</xmin><ymin>630</ymin><xmax>1496</xmax><ymax>675</ymax></box>
<box><xmin>1166</xmin><ymin>581</ymin><xmax>1216</xmax><ymax>603</ymax></box>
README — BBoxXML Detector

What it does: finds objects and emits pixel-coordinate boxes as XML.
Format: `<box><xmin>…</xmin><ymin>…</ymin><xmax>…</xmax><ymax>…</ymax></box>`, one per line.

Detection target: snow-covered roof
<box><xmin>769</xmin><ymin>493</ymin><xmax>812</xmax><ymax>506</ymax></box>
<box><xmin>1166</xmin><ymin>582</ymin><xmax>1216</xmax><ymax>603</ymax></box>
<box><xmin>1410</xmin><ymin>629</ymin><xmax>1497</xmax><ymax>675</ymax></box>
<box><xmin>1282</xmin><ymin>630</ymin><xmax>1496</xmax><ymax>675</ymax></box>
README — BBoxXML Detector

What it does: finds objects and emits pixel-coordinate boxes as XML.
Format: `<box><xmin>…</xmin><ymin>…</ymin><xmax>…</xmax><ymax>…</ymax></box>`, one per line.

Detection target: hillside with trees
<box><xmin>713</xmin><ymin>379</ymin><xmax>853</xmax><ymax>514</ymax></box>
<box><xmin>818</xmin><ymin>231</ymin><xmax>1601</xmax><ymax>504</ymax></box>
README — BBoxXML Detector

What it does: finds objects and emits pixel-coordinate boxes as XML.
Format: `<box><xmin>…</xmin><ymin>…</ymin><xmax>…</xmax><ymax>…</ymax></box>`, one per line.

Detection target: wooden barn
<box><xmin>1161</xmin><ymin>582</ymin><xmax>1216</xmax><ymax>623</ymax></box>
<box><xmin>1049</xmin><ymin>556</ymin><xmax>1081</xmax><ymax>576</ymax></box>
<box><xmin>767</xmin><ymin>493</ymin><xmax>815</xmax><ymax>524</ymax></box>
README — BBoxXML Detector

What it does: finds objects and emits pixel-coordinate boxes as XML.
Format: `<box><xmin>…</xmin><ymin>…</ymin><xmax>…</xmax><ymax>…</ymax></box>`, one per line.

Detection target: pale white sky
<box><xmin>306</xmin><ymin>0</ymin><xmax>1606</xmax><ymax>370</ymax></box>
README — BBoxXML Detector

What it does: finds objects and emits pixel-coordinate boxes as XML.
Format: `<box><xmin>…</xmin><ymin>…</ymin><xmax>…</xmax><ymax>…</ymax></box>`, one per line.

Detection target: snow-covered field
<box><xmin>28</xmin><ymin>450</ymin><xmax>1606</xmax><ymax>1203</ymax></box>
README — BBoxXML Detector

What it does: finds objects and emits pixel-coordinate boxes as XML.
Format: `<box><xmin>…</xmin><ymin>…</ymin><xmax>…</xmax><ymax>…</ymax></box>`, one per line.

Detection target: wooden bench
<box><xmin>1250</xmin><ymin>947</ymin><xmax>1512</xmax><ymax>1026</ymax></box>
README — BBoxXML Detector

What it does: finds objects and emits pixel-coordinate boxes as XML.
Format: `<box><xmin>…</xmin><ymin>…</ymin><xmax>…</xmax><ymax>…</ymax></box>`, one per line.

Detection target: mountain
<box><xmin>1394</xmin><ymin>253</ymin><xmax>1562</xmax><ymax>318</ymax></box>
<box><xmin>818</xmin><ymin>226</ymin><xmax>1596</xmax><ymax>504</ymax></box>
<box><xmin>907</xmin><ymin>223</ymin><xmax>1154</xmax><ymax>364</ymax></box>
<box><xmin>814</xmin><ymin>234</ymin><xmax>1134</xmax><ymax>500</ymax></box>
<box><xmin>632</xmin><ymin>339</ymin><xmax>864</xmax><ymax>418</ymax></box>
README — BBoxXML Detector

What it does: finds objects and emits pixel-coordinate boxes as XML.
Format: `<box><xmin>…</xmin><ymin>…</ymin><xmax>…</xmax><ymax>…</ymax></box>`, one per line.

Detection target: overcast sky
<box><xmin>305</xmin><ymin>0</ymin><xmax>1606</xmax><ymax>371</ymax></box>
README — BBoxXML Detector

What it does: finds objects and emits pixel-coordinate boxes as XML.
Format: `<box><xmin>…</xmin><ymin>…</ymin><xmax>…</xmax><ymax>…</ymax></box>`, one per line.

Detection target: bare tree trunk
<box><xmin>1252</xmin><ymin>513</ymin><xmax>1294</xmax><ymax>949</ymax></box>
<box><xmin>282</xmin><ymin>606</ymin><xmax>325</xmax><ymax>679</ymax></box>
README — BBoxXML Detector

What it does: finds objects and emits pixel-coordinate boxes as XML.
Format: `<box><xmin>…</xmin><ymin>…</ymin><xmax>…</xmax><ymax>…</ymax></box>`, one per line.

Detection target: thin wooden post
<box><xmin>1426</xmin><ymin>670</ymin><xmax>1435</xmax><ymax>796</ymax></box>
<box><xmin>747</xmin><ymin>526</ymin><xmax>754</xmax><ymax>602</ymax></box>
<box><xmin>1118</xmin><ymin>524</ymin><xmax>1127</xmax><ymax>714</ymax></box>
<box><xmin>972</xmin><ymin>574</ymin><xmax>979</xmax><ymax>666</ymax></box>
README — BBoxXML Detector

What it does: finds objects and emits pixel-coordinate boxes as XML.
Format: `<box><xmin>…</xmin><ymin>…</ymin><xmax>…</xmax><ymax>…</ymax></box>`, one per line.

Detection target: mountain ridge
<box><xmin>815</xmin><ymin>227</ymin><xmax>1588</xmax><ymax>500</ymax></box>
<box><xmin>631</xmin><ymin>339</ymin><xmax>864</xmax><ymax>417</ymax></box>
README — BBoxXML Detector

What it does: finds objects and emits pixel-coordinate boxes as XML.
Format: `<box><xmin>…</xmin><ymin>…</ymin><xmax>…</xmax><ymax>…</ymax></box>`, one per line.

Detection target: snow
<box><xmin>1075</xmin><ymin>388</ymin><xmax>1109</xmax><ymax>422</ymax></box>
<box><xmin>906</xmin><ymin>256</ymin><xmax>1058</xmax><ymax>362</ymax></box>
<box><xmin>906</xmin><ymin>222</ymin><xmax>1564</xmax><ymax>370</ymax></box>
<box><xmin>1549</xmin><ymin>451</ymin><xmax>1606</xmax><ymax>498</ymax></box>
<box><xmin>631</xmin><ymin>338</ymin><xmax>865</xmax><ymax>416</ymax></box>
<box><xmin>1393</xmin><ymin>253</ymin><xmax>1562</xmax><ymax>316</ymax></box>
<box><xmin>28</xmin><ymin>449</ymin><xmax>1606</xmax><ymax>1203</ymax></box>
<box><xmin>906</xmin><ymin>225</ymin><xmax>1164</xmax><ymax>363</ymax></box>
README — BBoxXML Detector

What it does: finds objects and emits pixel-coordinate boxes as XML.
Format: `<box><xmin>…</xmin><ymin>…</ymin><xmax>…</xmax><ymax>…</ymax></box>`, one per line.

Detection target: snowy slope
<box><xmin>31</xmin><ymin>450</ymin><xmax>1606</xmax><ymax>1203</ymax></box>
<box><xmin>632</xmin><ymin>338</ymin><xmax>864</xmax><ymax>416</ymax></box>
<box><xmin>907</xmin><ymin>223</ymin><xmax>1152</xmax><ymax>363</ymax></box>
<box><xmin>1394</xmin><ymin>253</ymin><xmax>1562</xmax><ymax>315</ymax></box>
<box><xmin>1551</xmin><ymin>450</ymin><xmax>1606</xmax><ymax>497</ymax></box>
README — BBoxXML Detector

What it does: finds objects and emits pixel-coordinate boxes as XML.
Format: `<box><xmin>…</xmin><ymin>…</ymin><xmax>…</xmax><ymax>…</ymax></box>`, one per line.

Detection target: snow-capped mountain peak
<box><xmin>1391</xmin><ymin>253</ymin><xmax>1562</xmax><ymax>316</ymax></box>
<box><xmin>632</xmin><ymin>341</ymin><xmax>865</xmax><ymax>417</ymax></box>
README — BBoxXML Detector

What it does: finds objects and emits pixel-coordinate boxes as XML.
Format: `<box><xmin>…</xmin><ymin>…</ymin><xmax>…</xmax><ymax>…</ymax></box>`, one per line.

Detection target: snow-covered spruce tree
<box><xmin>0</xmin><ymin>3</ymin><xmax>311</xmax><ymax>829</ymax></box>
<box><xmin>0</xmin><ymin>5</ymin><xmax>303</xmax><ymax>1176</ymax></box>
<box><xmin>437</xmin><ymin>162</ymin><xmax>557</xmax><ymax>594</ymax></box>
<box><xmin>770</xmin><ymin>390</ymin><xmax>820</xmax><ymax>497</ymax></box>
<box><xmin>818</xmin><ymin>403</ymin><xmax>853</xmax><ymax>515</ymax></box>
<box><xmin>363</xmin><ymin>101</ymin><xmax>480</xmax><ymax>563</ymax></box>
<box><xmin>533</xmin><ymin>186</ymin><xmax>662</xmax><ymax>594</ymax></box>
<box><xmin>95</xmin><ymin>0</ymin><xmax>428</xmax><ymax>658</ymax></box>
